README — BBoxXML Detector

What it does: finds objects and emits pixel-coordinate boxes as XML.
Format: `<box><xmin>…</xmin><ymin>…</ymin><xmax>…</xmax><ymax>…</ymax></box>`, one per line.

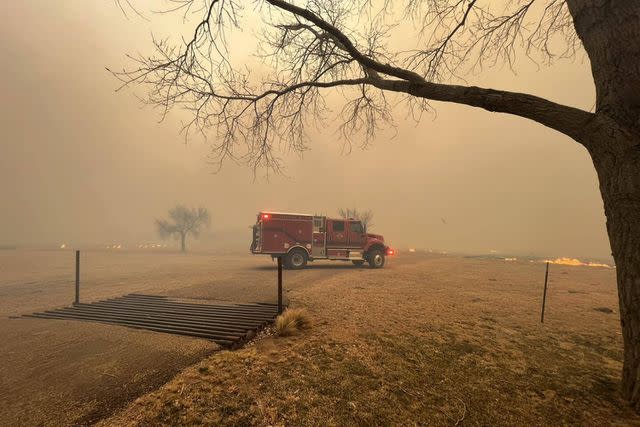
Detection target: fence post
<box><xmin>277</xmin><ymin>256</ymin><xmax>283</xmax><ymax>314</ymax></box>
<box><xmin>541</xmin><ymin>261</ymin><xmax>549</xmax><ymax>323</ymax></box>
<box><xmin>75</xmin><ymin>250</ymin><xmax>80</xmax><ymax>305</ymax></box>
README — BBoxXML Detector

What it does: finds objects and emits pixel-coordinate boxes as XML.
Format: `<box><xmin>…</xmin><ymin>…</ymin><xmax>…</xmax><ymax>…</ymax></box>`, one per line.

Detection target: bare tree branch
<box><xmin>111</xmin><ymin>0</ymin><xmax>592</xmax><ymax>174</ymax></box>
<box><xmin>339</xmin><ymin>207</ymin><xmax>374</xmax><ymax>230</ymax></box>
<box><xmin>156</xmin><ymin>205</ymin><xmax>210</xmax><ymax>251</ymax></box>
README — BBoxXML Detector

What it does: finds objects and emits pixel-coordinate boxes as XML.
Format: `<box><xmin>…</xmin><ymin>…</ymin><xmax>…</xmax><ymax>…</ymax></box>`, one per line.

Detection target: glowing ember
<box><xmin>544</xmin><ymin>257</ymin><xmax>612</xmax><ymax>268</ymax></box>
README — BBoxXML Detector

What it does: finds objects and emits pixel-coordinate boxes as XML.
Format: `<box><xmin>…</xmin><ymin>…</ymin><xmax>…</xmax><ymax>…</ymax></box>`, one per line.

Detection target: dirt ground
<box><xmin>0</xmin><ymin>249</ymin><xmax>355</xmax><ymax>426</ymax></box>
<box><xmin>102</xmin><ymin>253</ymin><xmax>639</xmax><ymax>426</ymax></box>
<box><xmin>2</xmin><ymin>250</ymin><xmax>638</xmax><ymax>425</ymax></box>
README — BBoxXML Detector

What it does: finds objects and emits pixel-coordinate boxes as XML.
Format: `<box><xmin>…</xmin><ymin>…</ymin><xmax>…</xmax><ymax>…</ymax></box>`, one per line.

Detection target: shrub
<box><xmin>275</xmin><ymin>308</ymin><xmax>311</xmax><ymax>336</ymax></box>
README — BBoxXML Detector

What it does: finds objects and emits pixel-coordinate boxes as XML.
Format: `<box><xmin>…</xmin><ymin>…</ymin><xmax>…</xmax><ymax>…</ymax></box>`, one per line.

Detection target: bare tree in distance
<box><xmin>339</xmin><ymin>208</ymin><xmax>374</xmax><ymax>231</ymax></box>
<box><xmin>156</xmin><ymin>205</ymin><xmax>210</xmax><ymax>252</ymax></box>
<box><xmin>113</xmin><ymin>0</ymin><xmax>640</xmax><ymax>408</ymax></box>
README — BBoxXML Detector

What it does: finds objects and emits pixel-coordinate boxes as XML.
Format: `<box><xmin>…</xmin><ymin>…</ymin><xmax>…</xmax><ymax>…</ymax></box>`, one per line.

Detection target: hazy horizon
<box><xmin>0</xmin><ymin>1</ymin><xmax>612</xmax><ymax>261</ymax></box>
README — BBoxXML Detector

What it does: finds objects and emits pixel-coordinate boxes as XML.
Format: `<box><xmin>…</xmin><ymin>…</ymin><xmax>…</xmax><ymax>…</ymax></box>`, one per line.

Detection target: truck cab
<box><xmin>251</xmin><ymin>212</ymin><xmax>393</xmax><ymax>269</ymax></box>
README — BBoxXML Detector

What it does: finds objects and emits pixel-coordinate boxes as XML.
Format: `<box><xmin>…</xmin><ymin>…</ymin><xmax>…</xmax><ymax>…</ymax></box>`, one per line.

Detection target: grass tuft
<box><xmin>275</xmin><ymin>308</ymin><xmax>311</xmax><ymax>336</ymax></box>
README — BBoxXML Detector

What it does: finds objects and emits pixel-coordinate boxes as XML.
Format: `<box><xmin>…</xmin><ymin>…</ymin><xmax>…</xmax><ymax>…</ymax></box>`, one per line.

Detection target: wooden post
<box><xmin>75</xmin><ymin>250</ymin><xmax>80</xmax><ymax>305</ymax></box>
<box><xmin>541</xmin><ymin>261</ymin><xmax>549</xmax><ymax>323</ymax></box>
<box><xmin>277</xmin><ymin>256</ymin><xmax>283</xmax><ymax>314</ymax></box>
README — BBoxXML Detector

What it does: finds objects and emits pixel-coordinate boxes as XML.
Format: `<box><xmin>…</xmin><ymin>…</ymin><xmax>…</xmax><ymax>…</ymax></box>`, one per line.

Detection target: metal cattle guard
<box><xmin>22</xmin><ymin>251</ymin><xmax>280</xmax><ymax>347</ymax></box>
<box><xmin>26</xmin><ymin>294</ymin><xmax>278</xmax><ymax>347</ymax></box>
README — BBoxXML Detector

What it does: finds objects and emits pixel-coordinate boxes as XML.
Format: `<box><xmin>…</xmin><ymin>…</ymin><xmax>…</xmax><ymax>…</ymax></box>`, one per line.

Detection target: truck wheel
<box><xmin>286</xmin><ymin>248</ymin><xmax>308</xmax><ymax>270</ymax></box>
<box><xmin>352</xmin><ymin>260</ymin><xmax>365</xmax><ymax>267</ymax></box>
<box><xmin>367</xmin><ymin>250</ymin><xmax>385</xmax><ymax>269</ymax></box>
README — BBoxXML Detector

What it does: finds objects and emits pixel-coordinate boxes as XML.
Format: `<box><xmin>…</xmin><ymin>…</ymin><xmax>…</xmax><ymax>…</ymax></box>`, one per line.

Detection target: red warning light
<box><xmin>262</xmin><ymin>213</ymin><xmax>270</xmax><ymax>220</ymax></box>
<box><xmin>387</xmin><ymin>248</ymin><xmax>395</xmax><ymax>256</ymax></box>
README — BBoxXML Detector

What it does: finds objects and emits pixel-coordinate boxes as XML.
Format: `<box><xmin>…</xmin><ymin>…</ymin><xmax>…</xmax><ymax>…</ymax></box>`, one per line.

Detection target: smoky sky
<box><xmin>0</xmin><ymin>1</ymin><xmax>611</xmax><ymax>259</ymax></box>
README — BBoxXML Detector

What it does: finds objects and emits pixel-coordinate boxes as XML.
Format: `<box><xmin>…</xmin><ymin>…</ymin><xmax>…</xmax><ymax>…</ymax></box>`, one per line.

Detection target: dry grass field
<box><xmin>1</xmin><ymin>249</ymin><xmax>639</xmax><ymax>426</ymax></box>
<box><xmin>0</xmin><ymin>249</ymin><xmax>350</xmax><ymax>426</ymax></box>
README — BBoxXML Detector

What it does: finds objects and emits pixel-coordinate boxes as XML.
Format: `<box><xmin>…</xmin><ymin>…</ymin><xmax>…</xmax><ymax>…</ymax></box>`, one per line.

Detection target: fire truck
<box><xmin>250</xmin><ymin>211</ymin><xmax>394</xmax><ymax>269</ymax></box>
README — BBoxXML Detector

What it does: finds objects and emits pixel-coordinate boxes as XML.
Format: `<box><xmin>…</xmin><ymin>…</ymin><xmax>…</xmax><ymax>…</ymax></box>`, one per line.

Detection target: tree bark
<box><xmin>567</xmin><ymin>0</ymin><xmax>640</xmax><ymax>409</ymax></box>
<box><xmin>567</xmin><ymin>0</ymin><xmax>640</xmax><ymax>135</ymax></box>
<box><xmin>587</xmin><ymin>125</ymin><xmax>640</xmax><ymax>409</ymax></box>
<box><xmin>180</xmin><ymin>232</ymin><xmax>186</xmax><ymax>252</ymax></box>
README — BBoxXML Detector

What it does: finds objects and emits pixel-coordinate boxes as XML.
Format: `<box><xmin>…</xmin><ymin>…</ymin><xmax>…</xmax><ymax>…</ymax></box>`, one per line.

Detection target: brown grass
<box><xmin>99</xmin><ymin>255</ymin><xmax>640</xmax><ymax>426</ymax></box>
<box><xmin>275</xmin><ymin>308</ymin><xmax>312</xmax><ymax>336</ymax></box>
<box><xmin>0</xmin><ymin>250</ymin><xmax>347</xmax><ymax>426</ymax></box>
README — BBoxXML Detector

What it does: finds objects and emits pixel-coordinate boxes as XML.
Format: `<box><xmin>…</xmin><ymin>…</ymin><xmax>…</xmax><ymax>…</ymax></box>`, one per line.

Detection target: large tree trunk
<box><xmin>567</xmin><ymin>0</ymin><xmax>640</xmax><ymax>133</ymax></box>
<box><xmin>589</xmin><ymin>134</ymin><xmax>640</xmax><ymax>409</ymax></box>
<box><xmin>180</xmin><ymin>233</ymin><xmax>186</xmax><ymax>252</ymax></box>
<box><xmin>568</xmin><ymin>0</ymin><xmax>640</xmax><ymax>409</ymax></box>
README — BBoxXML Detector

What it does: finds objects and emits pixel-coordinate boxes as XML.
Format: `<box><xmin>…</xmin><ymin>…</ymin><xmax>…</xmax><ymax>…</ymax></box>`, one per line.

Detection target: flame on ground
<box><xmin>544</xmin><ymin>257</ymin><xmax>612</xmax><ymax>268</ymax></box>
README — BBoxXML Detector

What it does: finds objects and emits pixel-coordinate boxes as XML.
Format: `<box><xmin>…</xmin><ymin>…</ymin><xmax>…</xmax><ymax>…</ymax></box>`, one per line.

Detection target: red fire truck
<box><xmin>250</xmin><ymin>211</ymin><xmax>394</xmax><ymax>269</ymax></box>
